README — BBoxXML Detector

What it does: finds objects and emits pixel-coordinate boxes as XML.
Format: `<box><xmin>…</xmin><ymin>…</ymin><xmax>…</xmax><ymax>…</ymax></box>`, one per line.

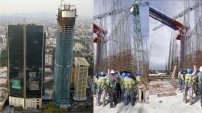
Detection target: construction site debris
<box><xmin>158</xmin><ymin>100</ymin><xmax>163</xmax><ymax>103</ymax></box>
<box><xmin>157</xmin><ymin>93</ymin><xmax>177</xmax><ymax>97</ymax></box>
<box><xmin>149</xmin><ymin>79</ymin><xmax>178</xmax><ymax>95</ymax></box>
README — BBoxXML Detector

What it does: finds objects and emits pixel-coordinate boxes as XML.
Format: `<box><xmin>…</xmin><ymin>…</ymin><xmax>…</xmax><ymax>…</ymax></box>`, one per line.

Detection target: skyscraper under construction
<box><xmin>54</xmin><ymin>3</ymin><xmax>77</xmax><ymax>105</ymax></box>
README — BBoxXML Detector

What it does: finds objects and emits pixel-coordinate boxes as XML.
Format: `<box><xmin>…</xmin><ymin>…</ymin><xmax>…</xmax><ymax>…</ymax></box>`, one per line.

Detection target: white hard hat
<box><xmin>200</xmin><ymin>66</ymin><xmax>202</xmax><ymax>72</ymax></box>
<box><xmin>110</xmin><ymin>70</ymin><xmax>115</xmax><ymax>74</ymax></box>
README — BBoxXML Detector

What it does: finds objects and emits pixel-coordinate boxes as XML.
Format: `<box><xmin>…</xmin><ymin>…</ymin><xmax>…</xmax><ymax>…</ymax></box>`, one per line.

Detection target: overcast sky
<box><xmin>149</xmin><ymin>0</ymin><xmax>195</xmax><ymax>70</ymax></box>
<box><xmin>0</xmin><ymin>0</ymin><xmax>93</xmax><ymax>18</ymax></box>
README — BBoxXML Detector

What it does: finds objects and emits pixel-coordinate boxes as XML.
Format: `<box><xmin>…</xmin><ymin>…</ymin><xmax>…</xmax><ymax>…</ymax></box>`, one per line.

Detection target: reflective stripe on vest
<box><xmin>123</xmin><ymin>78</ymin><xmax>134</xmax><ymax>90</ymax></box>
<box><xmin>97</xmin><ymin>77</ymin><xmax>108</xmax><ymax>87</ymax></box>
<box><xmin>179</xmin><ymin>74</ymin><xmax>184</xmax><ymax>80</ymax></box>
<box><xmin>136</xmin><ymin>76</ymin><xmax>141</xmax><ymax>83</ymax></box>
<box><xmin>185</xmin><ymin>74</ymin><xmax>192</xmax><ymax>85</ymax></box>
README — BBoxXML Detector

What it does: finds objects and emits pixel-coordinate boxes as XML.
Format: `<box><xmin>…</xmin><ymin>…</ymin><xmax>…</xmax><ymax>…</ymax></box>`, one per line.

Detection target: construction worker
<box><xmin>115</xmin><ymin>71</ymin><xmax>122</xmax><ymax>102</ymax></box>
<box><xmin>183</xmin><ymin>68</ymin><xmax>194</xmax><ymax>105</ymax></box>
<box><xmin>123</xmin><ymin>73</ymin><xmax>136</xmax><ymax>106</ymax></box>
<box><xmin>107</xmin><ymin>69</ymin><xmax>118</xmax><ymax>108</ymax></box>
<box><xmin>197</xmin><ymin>66</ymin><xmax>202</xmax><ymax>107</ymax></box>
<box><xmin>94</xmin><ymin>72</ymin><xmax>101</xmax><ymax>96</ymax></box>
<box><xmin>93</xmin><ymin>74</ymin><xmax>98</xmax><ymax>96</ymax></box>
<box><xmin>178</xmin><ymin>69</ymin><xmax>184</xmax><ymax>91</ymax></box>
<box><xmin>95</xmin><ymin>71</ymin><xmax>108</xmax><ymax>106</ymax></box>
<box><xmin>193</xmin><ymin>70</ymin><xmax>199</xmax><ymax>96</ymax></box>
<box><xmin>135</xmin><ymin>70</ymin><xmax>147</xmax><ymax>103</ymax></box>
<box><xmin>120</xmin><ymin>72</ymin><xmax>127</xmax><ymax>102</ymax></box>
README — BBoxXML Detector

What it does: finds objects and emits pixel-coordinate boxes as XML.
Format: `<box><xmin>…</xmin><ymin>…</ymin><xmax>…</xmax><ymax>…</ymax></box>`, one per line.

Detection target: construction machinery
<box><xmin>150</xmin><ymin>0</ymin><xmax>202</xmax><ymax>74</ymax></box>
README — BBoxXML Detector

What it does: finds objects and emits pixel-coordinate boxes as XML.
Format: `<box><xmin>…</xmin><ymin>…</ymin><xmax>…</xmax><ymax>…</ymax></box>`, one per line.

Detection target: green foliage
<box><xmin>15</xmin><ymin>106</ymin><xmax>23</xmax><ymax>111</ymax></box>
<box><xmin>85</xmin><ymin>55</ymin><xmax>94</xmax><ymax>76</ymax></box>
<box><xmin>0</xmin><ymin>49</ymin><xmax>8</xmax><ymax>66</ymax></box>
<box><xmin>73</xmin><ymin>37</ymin><xmax>94</xmax><ymax>76</ymax></box>
<box><xmin>42</xmin><ymin>102</ymin><xmax>65</xmax><ymax>113</ymax></box>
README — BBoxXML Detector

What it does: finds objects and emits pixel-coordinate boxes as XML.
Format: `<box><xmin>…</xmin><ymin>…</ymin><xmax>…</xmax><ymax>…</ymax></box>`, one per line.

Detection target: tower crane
<box><xmin>149</xmin><ymin>7</ymin><xmax>187</xmax><ymax>40</ymax></box>
<box><xmin>93</xmin><ymin>0</ymin><xmax>149</xmax><ymax>73</ymax></box>
<box><xmin>153</xmin><ymin>2</ymin><xmax>202</xmax><ymax>31</ymax></box>
<box><xmin>149</xmin><ymin>2</ymin><xmax>202</xmax><ymax>68</ymax></box>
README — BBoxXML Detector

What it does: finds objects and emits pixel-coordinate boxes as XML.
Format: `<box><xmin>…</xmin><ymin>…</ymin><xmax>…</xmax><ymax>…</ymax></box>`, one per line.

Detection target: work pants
<box><xmin>193</xmin><ymin>83</ymin><xmax>199</xmax><ymax>95</ymax></box>
<box><xmin>137</xmin><ymin>83</ymin><xmax>146</xmax><ymax>103</ymax></box>
<box><xmin>116</xmin><ymin>83</ymin><xmax>122</xmax><ymax>102</ymax></box>
<box><xmin>96</xmin><ymin>87</ymin><xmax>102</xmax><ymax>106</ymax></box>
<box><xmin>179</xmin><ymin>79</ymin><xmax>185</xmax><ymax>90</ymax></box>
<box><xmin>183</xmin><ymin>86</ymin><xmax>193</xmax><ymax>104</ymax></box>
<box><xmin>102</xmin><ymin>87</ymin><xmax>108</xmax><ymax>106</ymax></box>
<box><xmin>124</xmin><ymin>90</ymin><xmax>135</xmax><ymax>106</ymax></box>
<box><xmin>121</xmin><ymin>87</ymin><xmax>125</xmax><ymax>102</ymax></box>
<box><xmin>108</xmin><ymin>87</ymin><xmax>117</xmax><ymax>107</ymax></box>
<box><xmin>198</xmin><ymin>83</ymin><xmax>202</xmax><ymax>107</ymax></box>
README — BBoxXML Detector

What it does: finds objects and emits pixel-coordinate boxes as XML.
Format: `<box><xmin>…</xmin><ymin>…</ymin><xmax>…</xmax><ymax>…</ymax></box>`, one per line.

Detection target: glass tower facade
<box><xmin>54</xmin><ymin>4</ymin><xmax>77</xmax><ymax>105</ymax></box>
<box><xmin>8</xmin><ymin>25</ymin><xmax>24</xmax><ymax>97</ymax></box>
<box><xmin>8</xmin><ymin>24</ymin><xmax>45</xmax><ymax>107</ymax></box>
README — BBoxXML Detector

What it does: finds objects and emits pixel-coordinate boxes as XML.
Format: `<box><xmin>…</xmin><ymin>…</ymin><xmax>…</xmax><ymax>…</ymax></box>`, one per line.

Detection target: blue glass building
<box><xmin>54</xmin><ymin>4</ymin><xmax>77</xmax><ymax>105</ymax></box>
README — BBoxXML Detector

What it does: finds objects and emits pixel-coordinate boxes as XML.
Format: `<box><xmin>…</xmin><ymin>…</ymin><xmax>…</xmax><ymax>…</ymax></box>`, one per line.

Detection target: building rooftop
<box><xmin>0</xmin><ymin>78</ymin><xmax>7</xmax><ymax>86</ymax></box>
<box><xmin>0</xmin><ymin>88</ymin><xmax>8</xmax><ymax>105</ymax></box>
<box><xmin>75</xmin><ymin>57</ymin><xmax>90</xmax><ymax>66</ymax></box>
<box><xmin>0</xmin><ymin>72</ymin><xmax>6</xmax><ymax>78</ymax></box>
<box><xmin>0</xmin><ymin>67</ymin><xmax>7</xmax><ymax>72</ymax></box>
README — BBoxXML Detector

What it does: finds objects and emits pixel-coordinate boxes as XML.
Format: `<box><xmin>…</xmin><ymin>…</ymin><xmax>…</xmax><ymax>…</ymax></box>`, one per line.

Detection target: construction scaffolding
<box><xmin>167</xmin><ymin>0</ymin><xmax>202</xmax><ymax>71</ymax></box>
<box><xmin>93</xmin><ymin>0</ymin><xmax>149</xmax><ymax>80</ymax></box>
<box><xmin>54</xmin><ymin>3</ymin><xmax>77</xmax><ymax>105</ymax></box>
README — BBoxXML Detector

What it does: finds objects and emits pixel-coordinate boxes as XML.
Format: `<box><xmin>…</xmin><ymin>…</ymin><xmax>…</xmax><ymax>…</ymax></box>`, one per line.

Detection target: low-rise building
<box><xmin>72</xmin><ymin>57</ymin><xmax>89</xmax><ymax>101</ymax></box>
<box><xmin>0</xmin><ymin>68</ymin><xmax>8</xmax><ymax>112</ymax></box>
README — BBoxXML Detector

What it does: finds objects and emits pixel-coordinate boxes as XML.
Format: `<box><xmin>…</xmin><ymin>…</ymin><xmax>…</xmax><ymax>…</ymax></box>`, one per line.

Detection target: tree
<box><xmin>15</xmin><ymin>106</ymin><xmax>23</xmax><ymax>111</ymax></box>
<box><xmin>0</xmin><ymin>49</ymin><xmax>8</xmax><ymax>66</ymax></box>
<box><xmin>42</xmin><ymin>102</ymin><xmax>66</xmax><ymax>113</ymax></box>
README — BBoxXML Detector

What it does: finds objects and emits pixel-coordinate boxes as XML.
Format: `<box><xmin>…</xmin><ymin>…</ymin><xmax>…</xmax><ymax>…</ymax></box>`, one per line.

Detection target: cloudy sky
<box><xmin>149</xmin><ymin>0</ymin><xmax>185</xmax><ymax>70</ymax></box>
<box><xmin>0</xmin><ymin>0</ymin><xmax>93</xmax><ymax>18</ymax></box>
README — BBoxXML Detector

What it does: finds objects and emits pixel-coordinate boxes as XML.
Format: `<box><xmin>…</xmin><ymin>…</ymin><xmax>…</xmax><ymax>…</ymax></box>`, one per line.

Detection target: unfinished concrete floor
<box><xmin>94</xmin><ymin>93</ymin><xmax>202</xmax><ymax>113</ymax></box>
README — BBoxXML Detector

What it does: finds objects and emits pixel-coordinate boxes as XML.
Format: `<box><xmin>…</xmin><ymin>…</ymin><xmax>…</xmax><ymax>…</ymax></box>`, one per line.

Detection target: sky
<box><xmin>0</xmin><ymin>0</ymin><xmax>93</xmax><ymax>18</ymax></box>
<box><xmin>149</xmin><ymin>0</ymin><xmax>195</xmax><ymax>70</ymax></box>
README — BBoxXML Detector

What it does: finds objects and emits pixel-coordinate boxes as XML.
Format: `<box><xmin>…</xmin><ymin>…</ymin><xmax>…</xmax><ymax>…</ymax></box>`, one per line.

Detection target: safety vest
<box><xmin>97</xmin><ymin>77</ymin><xmax>108</xmax><ymax>88</ymax></box>
<box><xmin>178</xmin><ymin>74</ymin><xmax>184</xmax><ymax>81</ymax></box>
<box><xmin>185</xmin><ymin>74</ymin><xmax>192</xmax><ymax>86</ymax></box>
<box><xmin>94</xmin><ymin>77</ymin><xmax>98</xmax><ymax>84</ymax></box>
<box><xmin>136</xmin><ymin>76</ymin><xmax>141</xmax><ymax>83</ymax></box>
<box><xmin>198</xmin><ymin>72</ymin><xmax>202</xmax><ymax>84</ymax></box>
<box><xmin>123</xmin><ymin>77</ymin><xmax>135</xmax><ymax>91</ymax></box>
<box><xmin>192</xmin><ymin>75</ymin><xmax>198</xmax><ymax>84</ymax></box>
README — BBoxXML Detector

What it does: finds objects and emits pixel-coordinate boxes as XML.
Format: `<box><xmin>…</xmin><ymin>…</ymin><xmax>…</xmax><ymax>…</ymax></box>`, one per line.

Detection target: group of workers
<box><xmin>94</xmin><ymin>69</ymin><xmax>149</xmax><ymax>108</ymax></box>
<box><xmin>178</xmin><ymin>66</ymin><xmax>202</xmax><ymax>106</ymax></box>
<box><xmin>93</xmin><ymin>66</ymin><xmax>202</xmax><ymax>108</ymax></box>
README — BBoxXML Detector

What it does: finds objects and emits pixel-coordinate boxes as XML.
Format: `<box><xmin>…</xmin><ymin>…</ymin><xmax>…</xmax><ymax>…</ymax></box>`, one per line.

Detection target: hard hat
<box><xmin>135</xmin><ymin>70</ymin><xmax>141</xmax><ymax>76</ymax></box>
<box><xmin>200</xmin><ymin>66</ymin><xmax>202</xmax><ymax>72</ymax></box>
<box><xmin>100</xmin><ymin>71</ymin><xmax>106</xmax><ymax>77</ymax></box>
<box><xmin>126</xmin><ymin>73</ymin><xmax>132</xmax><ymax>78</ymax></box>
<box><xmin>178</xmin><ymin>69</ymin><xmax>183</xmax><ymax>74</ymax></box>
<box><xmin>187</xmin><ymin>68</ymin><xmax>193</xmax><ymax>74</ymax></box>
<box><xmin>122</xmin><ymin>72</ymin><xmax>126</xmax><ymax>78</ymax></box>
<box><xmin>110</xmin><ymin>70</ymin><xmax>115</xmax><ymax>74</ymax></box>
<box><xmin>100</xmin><ymin>71</ymin><xmax>104</xmax><ymax>76</ymax></box>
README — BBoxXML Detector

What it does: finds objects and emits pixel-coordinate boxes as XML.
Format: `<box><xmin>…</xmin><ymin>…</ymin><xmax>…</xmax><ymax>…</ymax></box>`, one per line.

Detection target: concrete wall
<box><xmin>73</xmin><ymin>65</ymin><xmax>88</xmax><ymax>101</ymax></box>
<box><xmin>9</xmin><ymin>96</ymin><xmax>42</xmax><ymax>109</ymax></box>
